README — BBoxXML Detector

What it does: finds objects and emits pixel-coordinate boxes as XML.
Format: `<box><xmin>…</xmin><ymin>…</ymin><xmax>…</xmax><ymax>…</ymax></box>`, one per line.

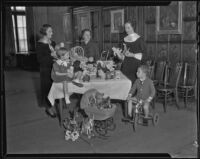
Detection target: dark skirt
<box><xmin>39</xmin><ymin>67</ymin><xmax>52</xmax><ymax>108</ymax></box>
<box><xmin>121</xmin><ymin>57</ymin><xmax>141</xmax><ymax>85</ymax></box>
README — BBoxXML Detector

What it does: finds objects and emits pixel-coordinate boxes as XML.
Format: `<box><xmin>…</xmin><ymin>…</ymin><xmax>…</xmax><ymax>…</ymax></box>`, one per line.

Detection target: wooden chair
<box><xmin>148</xmin><ymin>61</ymin><xmax>155</xmax><ymax>80</ymax></box>
<box><xmin>178</xmin><ymin>63</ymin><xmax>197</xmax><ymax>108</ymax></box>
<box><xmin>156</xmin><ymin>63</ymin><xmax>182</xmax><ymax>113</ymax></box>
<box><xmin>153</xmin><ymin>61</ymin><xmax>166</xmax><ymax>86</ymax></box>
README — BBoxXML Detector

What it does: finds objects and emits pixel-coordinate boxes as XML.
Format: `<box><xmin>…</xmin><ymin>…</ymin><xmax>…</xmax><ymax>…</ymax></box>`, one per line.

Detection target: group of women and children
<box><xmin>36</xmin><ymin>21</ymin><xmax>155</xmax><ymax>125</ymax></box>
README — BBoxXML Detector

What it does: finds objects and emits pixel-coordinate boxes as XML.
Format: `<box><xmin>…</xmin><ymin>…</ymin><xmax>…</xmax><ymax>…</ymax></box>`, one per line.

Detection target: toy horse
<box><xmin>81</xmin><ymin>114</ymin><xmax>94</xmax><ymax>139</ymax></box>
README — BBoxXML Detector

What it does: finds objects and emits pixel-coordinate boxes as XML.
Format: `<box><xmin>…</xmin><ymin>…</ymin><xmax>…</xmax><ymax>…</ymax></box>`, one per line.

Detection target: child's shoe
<box><xmin>72</xmin><ymin>79</ymin><xmax>84</xmax><ymax>87</ymax></box>
<box><xmin>143</xmin><ymin>118</ymin><xmax>148</xmax><ymax>126</ymax></box>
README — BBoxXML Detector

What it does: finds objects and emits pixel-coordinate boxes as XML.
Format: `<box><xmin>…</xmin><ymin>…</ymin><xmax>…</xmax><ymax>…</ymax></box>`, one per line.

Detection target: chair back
<box><xmin>168</xmin><ymin>63</ymin><xmax>182</xmax><ymax>88</ymax></box>
<box><xmin>179</xmin><ymin>63</ymin><xmax>188</xmax><ymax>86</ymax></box>
<box><xmin>149</xmin><ymin>64</ymin><xmax>155</xmax><ymax>80</ymax></box>
<box><xmin>186</xmin><ymin>63</ymin><xmax>197</xmax><ymax>86</ymax></box>
<box><xmin>154</xmin><ymin>61</ymin><xmax>166</xmax><ymax>82</ymax></box>
<box><xmin>70</xmin><ymin>46</ymin><xmax>84</xmax><ymax>58</ymax></box>
<box><xmin>100</xmin><ymin>50</ymin><xmax>109</xmax><ymax>61</ymax></box>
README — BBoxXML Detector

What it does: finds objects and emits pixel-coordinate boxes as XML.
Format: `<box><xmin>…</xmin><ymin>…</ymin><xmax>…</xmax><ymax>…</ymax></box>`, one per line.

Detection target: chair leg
<box><xmin>184</xmin><ymin>89</ymin><xmax>188</xmax><ymax>108</ymax></box>
<box><xmin>124</xmin><ymin>101</ymin><xmax>128</xmax><ymax>118</ymax></box>
<box><xmin>58</xmin><ymin>98</ymin><xmax>63</xmax><ymax>127</ymax></box>
<box><xmin>163</xmin><ymin>93</ymin><xmax>167</xmax><ymax>113</ymax></box>
<box><xmin>175</xmin><ymin>89</ymin><xmax>180</xmax><ymax>110</ymax></box>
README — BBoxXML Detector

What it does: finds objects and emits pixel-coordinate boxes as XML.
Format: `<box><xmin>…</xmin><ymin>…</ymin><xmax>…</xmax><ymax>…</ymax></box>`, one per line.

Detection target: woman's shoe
<box><xmin>45</xmin><ymin>108</ymin><xmax>57</xmax><ymax>118</ymax></box>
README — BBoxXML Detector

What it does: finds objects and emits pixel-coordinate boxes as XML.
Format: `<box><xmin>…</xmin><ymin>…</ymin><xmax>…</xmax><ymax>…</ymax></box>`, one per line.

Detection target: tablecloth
<box><xmin>48</xmin><ymin>71</ymin><xmax>132</xmax><ymax>106</ymax></box>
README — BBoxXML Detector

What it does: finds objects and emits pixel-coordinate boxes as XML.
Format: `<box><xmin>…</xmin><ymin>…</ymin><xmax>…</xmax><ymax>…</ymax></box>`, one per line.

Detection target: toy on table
<box><xmin>96</xmin><ymin>60</ymin><xmax>115</xmax><ymax>79</ymax></box>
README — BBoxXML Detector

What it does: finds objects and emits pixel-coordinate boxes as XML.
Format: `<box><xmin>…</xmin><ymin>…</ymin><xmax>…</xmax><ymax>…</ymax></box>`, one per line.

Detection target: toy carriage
<box><xmin>80</xmin><ymin>89</ymin><xmax>117</xmax><ymax>137</ymax></box>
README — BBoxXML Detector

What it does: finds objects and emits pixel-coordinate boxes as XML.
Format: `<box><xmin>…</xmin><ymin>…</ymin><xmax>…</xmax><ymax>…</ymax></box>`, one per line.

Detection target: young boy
<box><xmin>51</xmin><ymin>47</ymin><xmax>83</xmax><ymax>104</ymax></box>
<box><xmin>127</xmin><ymin>65</ymin><xmax>156</xmax><ymax>125</ymax></box>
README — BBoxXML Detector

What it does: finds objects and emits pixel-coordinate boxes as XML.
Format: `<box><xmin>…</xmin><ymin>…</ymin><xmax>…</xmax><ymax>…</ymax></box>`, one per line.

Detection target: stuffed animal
<box><xmin>81</xmin><ymin>114</ymin><xmax>94</xmax><ymax>139</ymax></box>
<box><xmin>96</xmin><ymin>96</ymin><xmax>112</xmax><ymax>110</ymax></box>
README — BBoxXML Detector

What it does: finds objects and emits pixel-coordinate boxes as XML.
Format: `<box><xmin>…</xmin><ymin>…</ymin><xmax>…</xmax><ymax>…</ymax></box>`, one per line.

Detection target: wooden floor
<box><xmin>4</xmin><ymin>69</ymin><xmax>198</xmax><ymax>157</ymax></box>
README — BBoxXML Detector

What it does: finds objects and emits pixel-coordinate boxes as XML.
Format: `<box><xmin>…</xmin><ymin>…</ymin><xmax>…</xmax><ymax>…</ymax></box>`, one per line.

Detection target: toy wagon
<box><xmin>80</xmin><ymin>89</ymin><xmax>117</xmax><ymax>137</ymax></box>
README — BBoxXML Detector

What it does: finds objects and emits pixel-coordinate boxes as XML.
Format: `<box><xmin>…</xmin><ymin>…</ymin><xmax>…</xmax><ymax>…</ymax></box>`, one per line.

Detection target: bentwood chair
<box><xmin>178</xmin><ymin>63</ymin><xmax>197</xmax><ymax>108</ymax></box>
<box><xmin>153</xmin><ymin>61</ymin><xmax>167</xmax><ymax>86</ymax></box>
<box><xmin>156</xmin><ymin>63</ymin><xmax>182</xmax><ymax>113</ymax></box>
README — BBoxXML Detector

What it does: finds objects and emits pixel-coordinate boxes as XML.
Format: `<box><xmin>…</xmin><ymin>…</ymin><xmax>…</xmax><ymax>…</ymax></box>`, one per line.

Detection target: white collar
<box><xmin>56</xmin><ymin>59</ymin><xmax>69</xmax><ymax>67</ymax></box>
<box><xmin>124</xmin><ymin>33</ymin><xmax>140</xmax><ymax>42</ymax></box>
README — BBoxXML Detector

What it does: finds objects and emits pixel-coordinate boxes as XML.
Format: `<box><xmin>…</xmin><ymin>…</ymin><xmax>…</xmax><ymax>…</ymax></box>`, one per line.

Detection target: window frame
<box><xmin>11</xmin><ymin>6</ymin><xmax>28</xmax><ymax>53</ymax></box>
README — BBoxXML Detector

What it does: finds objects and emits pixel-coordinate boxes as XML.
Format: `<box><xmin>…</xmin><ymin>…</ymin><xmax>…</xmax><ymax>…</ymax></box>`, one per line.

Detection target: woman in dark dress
<box><xmin>36</xmin><ymin>24</ymin><xmax>57</xmax><ymax>117</ymax></box>
<box><xmin>115</xmin><ymin>21</ymin><xmax>146</xmax><ymax>84</ymax></box>
<box><xmin>81</xmin><ymin>29</ymin><xmax>100</xmax><ymax>62</ymax></box>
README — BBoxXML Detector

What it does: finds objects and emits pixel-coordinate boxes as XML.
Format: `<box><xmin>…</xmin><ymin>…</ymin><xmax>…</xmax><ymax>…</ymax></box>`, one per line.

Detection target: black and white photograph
<box><xmin>1</xmin><ymin>1</ymin><xmax>199</xmax><ymax>158</ymax></box>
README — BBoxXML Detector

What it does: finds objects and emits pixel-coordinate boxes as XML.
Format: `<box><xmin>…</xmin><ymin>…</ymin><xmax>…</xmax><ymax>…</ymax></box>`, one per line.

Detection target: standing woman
<box><xmin>81</xmin><ymin>29</ymin><xmax>100</xmax><ymax>62</ymax></box>
<box><xmin>116</xmin><ymin>21</ymin><xmax>146</xmax><ymax>84</ymax></box>
<box><xmin>36</xmin><ymin>24</ymin><xmax>57</xmax><ymax>117</ymax></box>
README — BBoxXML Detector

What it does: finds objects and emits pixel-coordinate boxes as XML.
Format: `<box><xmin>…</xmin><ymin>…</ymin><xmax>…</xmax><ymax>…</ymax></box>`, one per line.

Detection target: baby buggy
<box><xmin>80</xmin><ymin>89</ymin><xmax>117</xmax><ymax>137</ymax></box>
<box><xmin>122</xmin><ymin>98</ymin><xmax>159</xmax><ymax>132</ymax></box>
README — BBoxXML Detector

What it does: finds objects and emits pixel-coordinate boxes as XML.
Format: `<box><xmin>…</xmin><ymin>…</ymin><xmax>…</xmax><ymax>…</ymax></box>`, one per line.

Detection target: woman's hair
<box><xmin>40</xmin><ymin>24</ymin><xmax>52</xmax><ymax>36</ymax></box>
<box><xmin>124</xmin><ymin>21</ymin><xmax>135</xmax><ymax>30</ymax></box>
<box><xmin>81</xmin><ymin>29</ymin><xmax>92</xmax><ymax>38</ymax></box>
<box><xmin>138</xmin><ymin>65</ymin><xmax>150</xmax><ymax>76</ymax></box>
<box><xmin>56</xmin><ymin>47</ymin><xmax>68</xmax><ymax>58</ymax></box>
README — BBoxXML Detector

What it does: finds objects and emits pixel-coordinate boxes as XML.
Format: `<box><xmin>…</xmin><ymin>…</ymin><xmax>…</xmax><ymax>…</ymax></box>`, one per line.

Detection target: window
<box><xmin>11</xmin><ymin>6</ymin><xmax>28</xmax><ymax>53</ymax></box>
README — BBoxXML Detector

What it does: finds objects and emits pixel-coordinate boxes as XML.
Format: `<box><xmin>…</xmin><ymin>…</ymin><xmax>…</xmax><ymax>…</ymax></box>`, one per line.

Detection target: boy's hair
<box><xmin>138</xmin><ymin>65</ymin><xmax>150</xmax><ymax>77</ymax></box>
<box><xmin>56</xmin><ymin>47</ymin><xmax>69</xmax><ymax>58</ymax></box>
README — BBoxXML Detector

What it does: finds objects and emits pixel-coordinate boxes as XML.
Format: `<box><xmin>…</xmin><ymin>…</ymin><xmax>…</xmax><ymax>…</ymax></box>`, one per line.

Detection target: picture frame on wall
<box><xmin>156</xmin><ymin>2</ymin><xmax>182</xmax><ymax>34</ymax></box>
<box><xmin>110</xmin><ymin>9</ymin><xmax>124</xmax><ymax>33</ymax></box>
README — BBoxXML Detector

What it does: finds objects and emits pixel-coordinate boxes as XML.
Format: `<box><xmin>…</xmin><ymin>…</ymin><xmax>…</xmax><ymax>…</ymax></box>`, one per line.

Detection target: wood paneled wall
<box><xmin>31</xmin><ymin>2</ymin><xmax>197</xmax><ymax>64</ymax></box>
<box><xmin>32</xmin><ymin>7</ymin><xmax>70</xmax><ymax>48</ymax></box>
<box><xmin>144</xmin><ymin>1</ymin><xmax>197</xmax><ymax>64</ymax></box>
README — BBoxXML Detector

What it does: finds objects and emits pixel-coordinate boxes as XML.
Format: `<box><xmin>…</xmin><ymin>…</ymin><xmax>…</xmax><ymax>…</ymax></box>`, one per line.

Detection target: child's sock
<box><xmin>65</xmin><ymin>95</ymin><xmax>71</xmax><ymax>104</ymax></box>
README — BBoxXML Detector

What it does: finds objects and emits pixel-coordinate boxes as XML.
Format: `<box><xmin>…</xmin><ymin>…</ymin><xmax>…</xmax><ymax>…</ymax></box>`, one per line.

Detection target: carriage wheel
<box><xmin>94</xmin><ymin>121</ymin><xmax>108</xmax><ymax>136</ymax></box>
<box><xmin>106</xmin><ymin>118</ymin><xmax>116</xmax><ymax>131</ymax></box>
<box><xmin>152</xmin><ymin>113</ymin><xmax>159</xmax><ymax>126</ymax></box>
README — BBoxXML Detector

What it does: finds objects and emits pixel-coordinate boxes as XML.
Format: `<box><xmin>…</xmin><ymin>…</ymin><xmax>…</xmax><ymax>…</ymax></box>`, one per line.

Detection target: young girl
<box><xmin>51</xmin><ymin>48</ymin><xmax>83</xmax><ymax>104</ymax></box>
<box><xmin>127</xmin><ymin>65</ymin><xmax>156</xmax><ymax>125</ymax></box>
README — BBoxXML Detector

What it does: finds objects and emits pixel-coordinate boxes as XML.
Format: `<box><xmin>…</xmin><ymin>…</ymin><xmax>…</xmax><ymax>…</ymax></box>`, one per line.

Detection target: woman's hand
<box><xmin>127</xmin><ymin>93</ymin><xmax>132</xmax><ymax>100</ymax></box>
<box><xmin>124</xmin><ymin>50</ymin><xmax>132</xmax><ymax>57</ymax></box>
<box><xmin>51</xmin><ymin>51</ymin><xmax>57</xmax><ymax>59</ymax></box>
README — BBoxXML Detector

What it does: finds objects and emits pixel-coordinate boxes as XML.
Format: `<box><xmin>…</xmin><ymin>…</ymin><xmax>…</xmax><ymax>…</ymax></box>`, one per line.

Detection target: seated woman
<box><xmin>81</xmin><ymin>29</ymin><xmax>100</xmax><ymax>62</ymax></box>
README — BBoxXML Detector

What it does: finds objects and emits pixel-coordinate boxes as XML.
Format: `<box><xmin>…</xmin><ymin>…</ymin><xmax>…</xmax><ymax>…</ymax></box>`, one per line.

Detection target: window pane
<box><xmin>16</xmin><ymin>6</ymin><xmax>25</xmax><ymax>11</ymax></box>
<box><xmin>19</xmin><ymin>40</ymin><xmax>26</xmax><ymax>52</ymax></box>
<box><xmin>23</xmin><ymin>16</ymin><xmax>26</xmax><ymax>27</ymax></box>
<box><xmin>18</xmin><ymin>28</ymin><xmax>25</xmax><ymax>40</ymax></box>
<box><xmin>11</xmin><ymin>6</ymin><xmax>14</xmax><ymax>10</ymax></box>
<box><xmin>24</xmin><ymin>40</ymin><xmax>28</xmax><ymax>52</ymax></box>
<box><xmin>17</xmin><ymin>16</ymin><xmax>24</xmax><ymax>27</ymax></box>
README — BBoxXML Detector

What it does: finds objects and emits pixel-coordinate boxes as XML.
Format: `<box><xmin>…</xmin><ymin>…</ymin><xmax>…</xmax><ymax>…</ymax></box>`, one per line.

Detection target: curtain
<box><xmin>26</xmin><ymin>7</ymin><xmax>38</xmax><ymax>52</ymax></box>
<box><xmin>5</xmin><ymin>7</ymin><xmax>16</xmax><ymax>67</ymax></box>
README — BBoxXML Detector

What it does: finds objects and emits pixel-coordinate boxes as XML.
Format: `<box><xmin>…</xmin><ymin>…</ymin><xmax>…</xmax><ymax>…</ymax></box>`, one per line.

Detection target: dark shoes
<box><xmin>143</xmin><ymin>118</ymin><xmax>148</xmax><ymax>126</ymax></box>
<box><xmin>45</xmin><ymin>107</ymin><xmax>57</xmax><ymax>118</ymax></box>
